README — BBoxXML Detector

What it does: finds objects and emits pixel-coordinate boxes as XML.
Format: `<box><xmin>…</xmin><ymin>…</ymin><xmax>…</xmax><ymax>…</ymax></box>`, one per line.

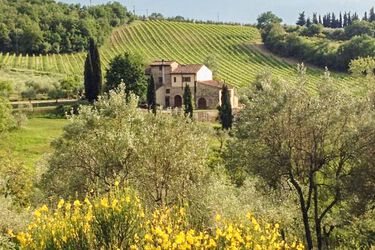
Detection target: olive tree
<box><xmin>225</xmin><ymin>70</ymin><xmax>374</xmax><ymax>250</ymax></box>
<box><xmin>42</xmin><ymin>85</ymin><xmax>209</xmax><ymax>207</ymax></box>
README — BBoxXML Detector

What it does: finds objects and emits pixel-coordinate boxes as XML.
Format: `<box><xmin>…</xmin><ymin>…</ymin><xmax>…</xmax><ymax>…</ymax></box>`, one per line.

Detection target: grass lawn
<box><xmin>0</xmin><ymin>117</ymin><xmax>68</xmax><ymax>167</ymax></box>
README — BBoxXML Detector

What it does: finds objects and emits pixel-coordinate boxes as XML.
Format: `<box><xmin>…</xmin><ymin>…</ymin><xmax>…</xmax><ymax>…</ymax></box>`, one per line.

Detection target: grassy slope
<box><xmin>0</xmin><ymin>20</ymin><xmax>358</xmax><ymax>92</ymax></box>
<box><xmin>0</xmin><ymin>117</ymin><xmax>68</xmax><ymax>167</ymax></box>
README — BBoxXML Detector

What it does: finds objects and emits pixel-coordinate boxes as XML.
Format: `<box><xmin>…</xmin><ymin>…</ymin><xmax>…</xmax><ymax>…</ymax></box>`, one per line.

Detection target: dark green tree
<box><xmin>306</xmin><ymin>17</ymin><xmax>312</xmax><ymax>27</ymax></box>
<box><xmin>147</xmin><ymin>75</ymin><xmax>157</xmax><ymax>114</ymax></box>
<box><xmin>183</xmin><ymin>84</ymin><xmax>193</xmax><ymax>119</ymax></box>
<box><xmin>312</xmin><ymin>13</ymin><xmax>318</xmax><ymax>24</ymax></box>
<box><xmin>296</xmin><ymin>11</ymin><xmax>307</xmax><ymax>26</ymax></box>
<box><xmin>84</xmin><ymin>38</ymin><xmax>102</xmax><ymax>102</ymax></box>
<box><xmin>218</xmin><ymin>84</ymin><xmax>233</xmax><ymax>130</ymax></box>
<box><xmin>370</xmin><ymin>7</ymin><xmax>375</xmax><ymax>22</ymax></box>
<box><xmin>256</xmin><ymin>11</ymin><xmax>282</xmax><ymax>30</ymax></box>
<box><xmin>105</xmin><ymin>52</ymin><xmax>147</xmax><ymax>101</ymax></box>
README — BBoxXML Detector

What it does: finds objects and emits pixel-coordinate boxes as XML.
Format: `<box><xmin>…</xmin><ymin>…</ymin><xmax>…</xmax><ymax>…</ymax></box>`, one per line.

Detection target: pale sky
<box><xmin>60</xmin><ymin>0</ymin><xmax>373</xmax><ymax>24</ymax></box>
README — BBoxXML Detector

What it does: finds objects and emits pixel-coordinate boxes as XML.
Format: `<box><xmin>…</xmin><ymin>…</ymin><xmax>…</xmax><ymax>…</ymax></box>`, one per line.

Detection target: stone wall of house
<box><xmin>167</xmin><ymin>83</ymin><xmax>220</xmax><ymax>109</ymax></box>
<box><xmin>150</xmin><ymin>62</ymin><xmax>178</xmax><ymax>88</ymax></box>
<box><xmin>195</xmin><ymin>84</ymin><xmax>220</xmax><ymax>109</ymax></box>
<box><xmin>169</xmin><ymin>86</ymin><xmax>184</xmax><ymax>107</ymax></box>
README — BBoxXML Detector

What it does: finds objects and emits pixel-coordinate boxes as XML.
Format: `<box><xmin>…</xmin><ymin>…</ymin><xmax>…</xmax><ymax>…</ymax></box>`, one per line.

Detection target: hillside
<box><xmin>0</xmin><ymin>20</ymin><xmax>359</xmax><ymax>91</ymax></box>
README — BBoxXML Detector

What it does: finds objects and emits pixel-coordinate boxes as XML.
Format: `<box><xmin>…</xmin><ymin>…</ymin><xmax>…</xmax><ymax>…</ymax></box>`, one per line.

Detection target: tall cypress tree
<box><xmin>370</xmin><ymin>7</ymin><xmax>375</xmax><ymax>22</ymax></box>
<box><xmin>348</xmin><ymin>12</ymin><xmax>352</xmax><ymax>25</ymax></box>
<box><xmin>306</xmin><ymin>17</ymin><xmax>312</xmax><ymax>27</ymax></box>
<box><xmin>147</xmin><ymin>75</ymin><xmax>157</xmax><ymax>114</ymax></box>
<box><xmin>218</xmin><ymin>84</ymin><xmax>233</xmax><ymax>130</ymax></box>
<box><xmin>183</xmin><ymin>84</ymin><xmax>193</xmax><ymax>119</ymax></box>
<box><xmin>296</xmin><ymin>11</ymin><xmax>306</xmax><ymax>26</ymax></box>
<box><xmin>84</xmin><ymin>38</ymin><xmax>102</xmax><ymax>102</ymax></box>
<box><xmin>343</xmin><ymin>13</ymin><xmax>348</xmax><ymax>27</ymax></box>
<box><xmin>331</xmin><ymin>12</ymin><xmax>336</xmax><ymax>28</ymax></box>
<box><xmin>363</xmin><ymin>12</ymin><xmax>368</xmax><ymax>21</ymax></box>
<box><xmin>312</xmin><ymin>13</ymin><xmax>318</xmax><ymax>24</ymax></box>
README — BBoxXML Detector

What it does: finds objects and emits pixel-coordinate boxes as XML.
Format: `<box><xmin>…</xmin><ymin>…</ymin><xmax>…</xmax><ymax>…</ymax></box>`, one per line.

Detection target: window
<box><xmin>174</xmin><ymin>77</ymin><xmax>177</xmax><ymax>83</ymax></box>
<box><xmin>166</xmin><ymin>89</ymin><xmax>170</xmax><ymax>94</ymax></box>
<box><xmin>182</xmin><ymin>77</ymin><xmax>191</xmax><ymax>82</ymax></box>
<box><xmin>159</xmin><ymin>77</ymin><xmax>163</xmax><ymax>84</ymax></box>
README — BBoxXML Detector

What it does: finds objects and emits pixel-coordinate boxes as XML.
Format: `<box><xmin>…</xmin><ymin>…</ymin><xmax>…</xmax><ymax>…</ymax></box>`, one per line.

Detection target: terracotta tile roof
<box><xmin>197</xmin><ymin>80</ymin><xmax>224</xmax><ymax>89</ymax></box>
<box><xmin>150</xmin><ymin>60</ymin><xmax>177</xmax><ymax>66</ymax></box>
<box><xmin>172</xmin><ymin>64</ymin><xmax>204</xmax><ymax>74</ymax></box>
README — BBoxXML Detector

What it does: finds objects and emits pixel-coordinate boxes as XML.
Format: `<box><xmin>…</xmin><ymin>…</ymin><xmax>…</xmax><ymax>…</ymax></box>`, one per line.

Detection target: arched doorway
<box><xmin>197</xmin><ymin>97</ymin><xmax>208</xmax><ymax>109</ymax></box>
<box><xmin>174</xmin><ymin>95</ymin><xmax>182</xmax><ymax>108</ymax></box>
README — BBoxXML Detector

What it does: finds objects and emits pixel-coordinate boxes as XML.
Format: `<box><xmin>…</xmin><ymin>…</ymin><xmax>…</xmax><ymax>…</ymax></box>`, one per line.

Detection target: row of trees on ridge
<box><xmin>296</xmin><ymin>7</ymin><xmax>375</xmax><ymax>28</ymax></box>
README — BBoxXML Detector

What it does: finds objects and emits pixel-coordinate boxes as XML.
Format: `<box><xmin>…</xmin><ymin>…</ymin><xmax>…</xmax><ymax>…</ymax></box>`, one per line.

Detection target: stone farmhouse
<box><xmin>146</xmin><ymin>60</ymin><xmax>238</xmax><ymax>109</ymax></box>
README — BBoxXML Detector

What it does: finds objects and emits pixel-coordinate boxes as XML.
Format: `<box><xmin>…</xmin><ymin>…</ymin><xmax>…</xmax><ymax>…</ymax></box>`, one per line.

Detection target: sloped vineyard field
<box><xmin>0</xmin><ymin>20</ymin><xmax>358</xmax><ymax>90</ymax></box>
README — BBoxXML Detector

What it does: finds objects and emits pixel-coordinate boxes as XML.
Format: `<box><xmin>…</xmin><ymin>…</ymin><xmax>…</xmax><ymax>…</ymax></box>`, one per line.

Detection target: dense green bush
<box><xmin>262</xmin><ymin>22</ymin><xmax>375</xmax><ymax>71</ymax></box>
<box><xmin>0</xmin><ymin>0</ymin><xmax>131</xmax><ymax>54</ymax></box>
<box><xmin>344</xmin><ymin>20</ymin><xmax>375</xmax><ymax>38</ymax></box>
<box><xmin>105</xmin><ymin>53</ymin><xmax>147</xmax><ymax>100</ymax></box>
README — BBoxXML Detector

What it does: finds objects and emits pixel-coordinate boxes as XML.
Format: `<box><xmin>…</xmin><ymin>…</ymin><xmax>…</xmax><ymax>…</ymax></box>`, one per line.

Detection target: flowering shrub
<box><xmin>136</xmin><ymin>208</ymin><xmax>304</xmax><ymax>250</ymax></box>
<box><xmin>10</xmin><ymin>185</ymin><xmax>145</xmax><ymax>250</ymax></box>
<box><xmin>10</xmin><ymin>186</ymin><xmax>304</xmax><ymax>250</ymax></box>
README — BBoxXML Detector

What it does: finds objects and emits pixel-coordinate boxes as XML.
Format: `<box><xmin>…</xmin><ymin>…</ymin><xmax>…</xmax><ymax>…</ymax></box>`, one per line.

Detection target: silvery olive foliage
<box><xmin>42</xmin><ymin>84</ymin><xmax>210</xmax><ymax>207</ymax></box>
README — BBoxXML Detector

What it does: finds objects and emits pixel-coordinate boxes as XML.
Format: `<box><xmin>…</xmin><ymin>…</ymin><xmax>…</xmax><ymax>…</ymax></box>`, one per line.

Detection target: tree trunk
<box><xmin>314</xmin><ymin>183</ymin><xmax>323</xmax><ymax>250</ymax></box>
<box><xmin>301</xmin><ymin>205</ymin><xmax>314</xmax><ymax>250</ymax></box>
<box><xmin>290</xmin><ymin>174</ymin><xmax>314</xmax><ymax>250</ymax></box>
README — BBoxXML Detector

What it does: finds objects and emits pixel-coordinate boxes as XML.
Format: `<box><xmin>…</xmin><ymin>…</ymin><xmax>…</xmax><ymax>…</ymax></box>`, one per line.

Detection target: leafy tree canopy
<box><xmin>0</xmin><ymin>0</ymin><xmax>132</xmax><ymax>54</ymax></box>
<box><xmin>105</xmin><ymin>52</ymin><xmax>147</xmax><ymax>101</ymax></box>
<box><xmin>42</xmin><ymin>85</ymin><xmax>209</xmax><ymax>206</ymax></box>
<box><xmin>256</xmin><ymin>11</ymin><xmax>282</xmax><ymax>30</ymax></box>
<box><xmin>225</xmin><ymin>69</ymin><xmax>374</xmax><ymax>249</ymax></box>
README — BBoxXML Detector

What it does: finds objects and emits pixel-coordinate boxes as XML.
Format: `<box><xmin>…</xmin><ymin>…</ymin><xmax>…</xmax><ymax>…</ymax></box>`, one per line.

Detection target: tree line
<box><xmin>137</xmin><ymin>12</ymin><xmax>254</xmax><ymax>27</ymax></box>
<box><xmin>0</xmin><ymin>0</ymin><xmax>132</xmax><ymax>54</ymax></box>
<box><xmin>296</xmin><ymin>7</ymin><xmax>375</xmax><ymax>28</ymax></box>
<box><xmin>258</xmin><ymin>12</ymin><xmax>375</xmax><ymax>71</ymax></box>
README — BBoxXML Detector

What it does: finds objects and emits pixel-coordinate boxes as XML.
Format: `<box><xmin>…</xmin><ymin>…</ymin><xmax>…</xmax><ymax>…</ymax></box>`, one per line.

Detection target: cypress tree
<box><xmin>348</xmin><ymin>12</ymin><xmax>352</xmax><ymax>25</ymax></box>
<box><xmin>183</xmin><ymin>84</ymin><xmax>193</xmax><ymax>119</ymax></box>
<box><xmin>147</xmin><ymin>75</ymin><xmax>157</xmax><ymax>114</ymax></box>
<box><xmin>306</xmin><ymin>17</ymin><xmax>312</xmax><ymax>27</ymax></box>
<box><xmin>363</xmin><ymin>12</ymin><xmax>368</xmax><ymax>21</ymax></box>
<box><xmin>352</xmin><ymin>12</ymin><xmax>359</xmax><ymax>22</ymax></box>
<box><xmin>312</xmin><ymin>13</ymin><xmax>318</xmax><ymax>24</ymax></box>
<box><xmin>327</xmin><ymin>13</ymin><xmax>332</xmax><ymax>27</ymax></box>
<box><xmin>84</xmin><ymin>38</ymin><xmax>102</xmax><ymax>102</ymax></box>
<box><xmin>296</xmin><ymin>11</ymin><xmax>306</xmax><ymax>26</ymax></box>
<box><xmin>343</xmin><ymin>13</ymin><xmax>348</xmax><ymax>27</ymax></box>
<box><xmin>370</xmin><ymin>7</ymin><xmax>375</xmax><ymax>22</ymax></box>
<box><xmin>331</xmin><ymin>12</ymin><xmax>336</xmax><ymax>28</ymax></box>
<box><xmin>218</xmin><ymin>84</ymin><xmax>233</xmax><ymax>130</ymax></box>
<box><xmin>323</xmin><ymin>15</ymin><xmax>328</xmax><ymax>27</ymax></box>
